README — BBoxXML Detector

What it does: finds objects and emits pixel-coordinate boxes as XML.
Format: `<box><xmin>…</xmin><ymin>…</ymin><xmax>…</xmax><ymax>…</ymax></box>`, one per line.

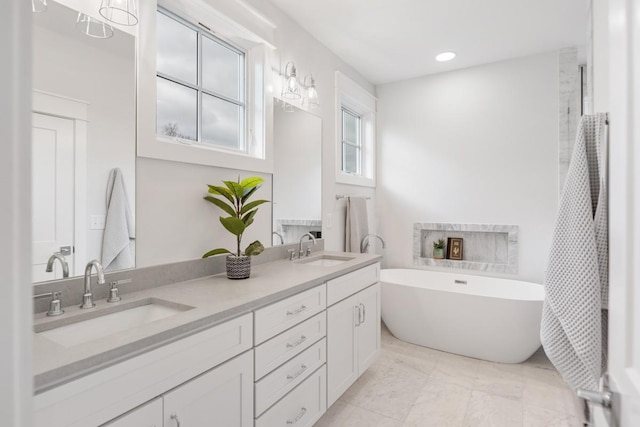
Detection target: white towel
<box><xmin>345</xmin><ymin>196</ymin><xmax>369</xmax><ymax>252</ymax></box>
<box><xmin>541</xmin><ymin>113</ymin><xmax>608</xmax><ymax>391</ymax></box>
<box><xmin>102</xmin><ymin>168</ymin><xmax>135</xmax><ymax>271</ymax></box>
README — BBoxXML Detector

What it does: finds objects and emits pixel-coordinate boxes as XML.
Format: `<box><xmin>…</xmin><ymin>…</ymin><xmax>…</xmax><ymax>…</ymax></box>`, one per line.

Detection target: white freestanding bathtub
<box><xmin>381</xmin><ymin>269</ymin><xmax>545</xmax><ymax>363</ymax></box>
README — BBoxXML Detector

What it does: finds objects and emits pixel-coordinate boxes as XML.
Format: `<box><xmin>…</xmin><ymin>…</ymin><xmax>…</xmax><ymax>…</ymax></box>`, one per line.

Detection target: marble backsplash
<box><xmin>413</xmin><ymin>223</ymin><xmax>518</xmax><ymax>274</ymax></box>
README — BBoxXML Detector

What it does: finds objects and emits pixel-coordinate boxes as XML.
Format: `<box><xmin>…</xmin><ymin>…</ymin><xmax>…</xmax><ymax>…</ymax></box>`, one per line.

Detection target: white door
<box><xmin>357</xmin><ymin>283</ymin><xmax>381</xmax><ymax>375</ymax></box>
<box><xmin>327</xmin><ymin>292</ymin><xmax>359</xmax><ymax>407</ymax></box>
<box><xmin>102</xmin><ymin>398</ymin><xmax>162</xmax><ymax>427</ymax></box>
<box><xmin>596</xmin><ymin>0</ymin><xmax>640</xmax><ymax>425</ymax></box>
<box><xmin>163</xmin><ymin>351</ymin><xmax>253</xmax><ymax>427</ymax></box>
<box><xmin>31</xmin><ymin>112</ymin><xmax>75</xmax><ymax>281</ymax></box>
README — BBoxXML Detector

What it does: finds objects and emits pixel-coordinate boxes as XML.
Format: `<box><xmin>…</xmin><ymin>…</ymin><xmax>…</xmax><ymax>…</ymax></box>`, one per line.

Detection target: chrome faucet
<box><xmin>298</xmin><ymin>232</ymin><xmax>317</xmax><ymax>258</ymax></box>
<box><xmin>360</xmin><ymin>234</ymin><xmax>386</xmax><ymax>253</ymax></box>
<box><xmin>272</xmin><ymin>231</ymin><xmax>284</xmax><ymax>245</ymax></box>
<box><xmin>81</xmin><ymin>260</ymin><xmax>105</xmax><ymax>309</ymax></box>
<box><xmin>46</xmin><ymin>252</ymin><xmax>69</xmax><ymax>278</ymax></box>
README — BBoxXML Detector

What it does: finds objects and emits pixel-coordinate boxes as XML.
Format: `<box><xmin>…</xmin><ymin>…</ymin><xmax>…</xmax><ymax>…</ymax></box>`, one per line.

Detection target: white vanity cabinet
<box><xmin>253</xmin><ymin>284</ymin><xmax>328</xmax><ymax>426</ymax></box>
<box><xmin>326</xmin><ymin>263</ymin><xmax>381</xmax><ymax>407</ymax></box>
<box><xmin>163</xmin><ymin>350</ymin><xmax>254</xmax><ymax>427</ymax></box>
<box><xmin>103</xmin><ymin>398</ymin><xmax>162</xmax><ymax>427</ymax></box>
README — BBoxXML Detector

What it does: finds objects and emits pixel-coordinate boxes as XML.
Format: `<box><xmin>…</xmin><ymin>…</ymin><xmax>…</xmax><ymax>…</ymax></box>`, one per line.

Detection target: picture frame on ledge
<box><xmin>447</xmin><ymin>237</ymin><xmax>464</xmax><ymax>260</ymax></box>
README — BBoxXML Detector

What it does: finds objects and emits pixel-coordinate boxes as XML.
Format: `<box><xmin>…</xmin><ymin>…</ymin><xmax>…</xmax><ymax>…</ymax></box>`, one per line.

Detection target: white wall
<box><xmin>136</xmin><ymin>0</ymin><xmax>376</xmax><ymax>263</ymax></box>
<box><xmin>0</xmin><ymin>0</ymin><xmax>33</xmax><ymax>423</ymax></box>
<box><xmin>32</xmin><ymin>24</ymin><xmax>136</xmax><ymax>268</ymax></box>
<box><xmin>376</xmin><ymin>52</ymin><xmax>559</xmax><ymax>283</ymax></box>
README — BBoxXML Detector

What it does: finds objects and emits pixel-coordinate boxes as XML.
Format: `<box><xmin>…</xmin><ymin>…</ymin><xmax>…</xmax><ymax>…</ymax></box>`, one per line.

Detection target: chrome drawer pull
<box><xmin>354</xmin><ymin>305</ymin><xmax>361</xmax><ymax>327</ymax></box>
<box><xmin>170</xmin><ymin>413</ymin><xmax>181</xmax><ymax>427</ymax></box>
<box><xmin>286</xmin><ymin>305</ymin><xmax>307</xmax><ymax>316</ymax></box>
<box><xmin>287</xmin><ymin>364</ymin><xmax>308</xmax><ymax>380</ymax></box>
<box><xmin>360</xmin><ymin>303</ymin><xmax>366</xmax><ymax>324</ymax></box>
<box><xmin>286</xmin><ymin>407</ymin><xmax>307</xmax><ymax>424</ymax></box>
<box><xmin>286</xmin><ymin>335</ymin><xmax>307</xmax><ymax>349</ymax></box>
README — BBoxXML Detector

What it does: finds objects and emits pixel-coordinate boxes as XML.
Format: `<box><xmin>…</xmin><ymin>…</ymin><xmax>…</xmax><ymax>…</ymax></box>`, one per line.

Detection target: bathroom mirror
<box><xmin>31</xmin><ymin>0</ymin><xmax>136</xmax><ymax>282</ymax></box>
<box><xmin>272</xmin><ymin>100</ymin><xmax>322</xmax><ymax>245</ymax></box>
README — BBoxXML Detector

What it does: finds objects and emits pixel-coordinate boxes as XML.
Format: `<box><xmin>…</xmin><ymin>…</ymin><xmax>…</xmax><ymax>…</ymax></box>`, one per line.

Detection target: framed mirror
<box><xmin>31</xmin><ymin>0</ymin><xmax>136</xmax><ymax>282</ymax></box>
<box><xmin>272</xmin><ymin>100</ymin><xmax>322</xmax><ymax>245</ymax></box>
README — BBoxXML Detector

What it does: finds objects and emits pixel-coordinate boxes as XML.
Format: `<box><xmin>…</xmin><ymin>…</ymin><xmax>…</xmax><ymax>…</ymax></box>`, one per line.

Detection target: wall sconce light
<box><xmin>281</xmin><ymin>62</ymin><xmax>301</xmax><ymax>100</ymax></box>
<box><xmin>76</xmin><ymin>13</ymin><xmax>114</xmax><ymax>39</ymax></box>
<box><xmin>31</xmin><ymin>0</ymin><xmax>47</xmax><ymax>13</ymax></box>
<box><xmin>99</xmin><ymin>0</ymin><xmax>139</xmax><ymax>26</ymax></box>
<box><xmin>303</xmin><ymin>74</ymin><xmax>319</xmax><ymax>109</ymax></box>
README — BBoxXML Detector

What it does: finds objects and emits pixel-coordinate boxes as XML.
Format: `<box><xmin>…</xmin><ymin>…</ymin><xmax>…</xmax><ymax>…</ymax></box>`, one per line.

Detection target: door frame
<box><xmin>32</xmin><ymin>89</ymin><xmax>89</xmax><ymax>276</ymax></box>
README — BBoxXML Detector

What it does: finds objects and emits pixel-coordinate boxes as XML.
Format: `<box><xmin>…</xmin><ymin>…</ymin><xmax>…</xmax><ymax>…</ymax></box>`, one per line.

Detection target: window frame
<box><xmin>335</xmin><ymin>71</ymin><xmax>376</xmax><ymax>187</ymax></box>
<box><xmin>137</xmin><ymin>0</ymin><xmax>273</xmax><ymax>173</ymax></box>
<box><xmin>156</xmin><ymin>7</ymin><xmax>247</xmax><ymax>153</ymax></box>
<box><xmin>341</xmin><ymin>106</ymin><xmax>362</xmax><ymax>175</ymax></box>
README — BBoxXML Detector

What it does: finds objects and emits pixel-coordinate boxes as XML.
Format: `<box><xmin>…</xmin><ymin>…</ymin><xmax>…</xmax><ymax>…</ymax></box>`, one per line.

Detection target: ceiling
<box><xmin>269</xmin><ymin>0</ymin><xmax>587</xmax><ymax>85</ymax></box>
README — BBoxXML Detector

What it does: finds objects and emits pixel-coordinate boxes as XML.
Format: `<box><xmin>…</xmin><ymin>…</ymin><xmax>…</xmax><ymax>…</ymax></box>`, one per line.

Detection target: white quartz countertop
<box><xmin>33</xmin><ymin>251</ymin><xmax>381</xmax><ymax>394</ymax></box>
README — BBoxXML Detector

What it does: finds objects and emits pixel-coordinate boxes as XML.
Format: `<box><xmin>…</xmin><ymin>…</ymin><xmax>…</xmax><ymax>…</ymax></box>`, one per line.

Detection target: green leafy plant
<box><xmin>202</xmin><ymin>176</ymin><xmax>269</xmax><ymax>258</ymax></box>
<box><xmin>433</xmin><ymin>239</ymin><xmax>446</xmax><ymax>250</ymax></box>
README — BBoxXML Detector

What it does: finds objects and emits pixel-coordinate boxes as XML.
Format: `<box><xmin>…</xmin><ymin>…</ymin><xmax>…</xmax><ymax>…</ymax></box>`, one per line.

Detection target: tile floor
<box><xmin>315</xmin><ymin>323</ymin><xmax>584</xmax><ymax>427</ymax></box>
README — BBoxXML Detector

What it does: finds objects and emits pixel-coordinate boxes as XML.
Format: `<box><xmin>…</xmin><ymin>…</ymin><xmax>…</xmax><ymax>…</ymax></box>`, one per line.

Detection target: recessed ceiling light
<box><xmin>436</xmin><ymin>52</ymin><xmax>456</xmax><ymax>62</ymax></box>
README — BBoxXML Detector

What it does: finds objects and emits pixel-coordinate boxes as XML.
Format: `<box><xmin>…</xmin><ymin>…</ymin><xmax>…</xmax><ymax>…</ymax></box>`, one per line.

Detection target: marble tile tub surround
<box><xmin>413</xmin><ymin>223</ymin><xmax>518</xmax><ymax>274</ymax></box>
<box><xmin>34</xmin><ymin>248</ymin><xmax>381</xmax><ymax>393</ymax></box>
<box><xmin>315</xmin><ymin>323</ymin><xmax>584</xmax><ymax>427</ymax></box>
<box><xmin>33</xmin><ymin>240</ymin><xmax>324</xmax><ymax>314</ymax></box>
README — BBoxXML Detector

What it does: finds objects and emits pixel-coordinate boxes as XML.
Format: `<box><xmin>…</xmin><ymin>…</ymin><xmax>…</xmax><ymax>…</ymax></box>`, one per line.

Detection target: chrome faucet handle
<box><xmin>306</xmin><ymin>246</ymin><xmax>313</xmax><ymax>257</ymax></box>
<box><xmin>288</xmin><ymin>249</ymin><xmax>296</xmax><ymax>260</ymax></box>
<box><xmin>34</xmin><ymin>291</ymin><xmax>65</xmax><ymax>317</ymax></box>
<box><xmin>107</xmin><ymin>279</ymin><xmax>131</xmax><ymax>303</ymax></box>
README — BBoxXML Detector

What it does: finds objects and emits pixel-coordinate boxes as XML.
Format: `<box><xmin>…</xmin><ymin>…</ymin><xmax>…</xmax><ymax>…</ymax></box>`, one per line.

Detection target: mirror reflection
<box><xmin>272</xmin><ymin>100</ymin><xmax>322</xmax><ymax>245</ymax></box>
<box><xmin>32</xmin><ymin>0</ymin><xmax>136</xmax><ymax>282</ymax></box>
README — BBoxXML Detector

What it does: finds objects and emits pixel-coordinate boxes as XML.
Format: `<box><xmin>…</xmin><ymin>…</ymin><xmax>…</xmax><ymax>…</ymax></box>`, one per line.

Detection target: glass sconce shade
<box><xmin>304</xmin><ymin>75</ymin><xmax>319</xmax><ymax>108</ymax></box>
<box><xmin>76</xmin><ymin>13</ymin><xmax>114</xmax><ymax>39</ymax></box>
<box><xmin>32</xmin><ymin>0</ymin><xmax>47</xmax><ymax>13</ymax></box>
<box><xmin>99</xmin><ymin>0</ymin><xmax>139</xmax><ymax>26</ymax></box>
<box><xmin>281</xmin><ymin>62</ymin><xmax>301</xmax><ymax>100</ymax></box>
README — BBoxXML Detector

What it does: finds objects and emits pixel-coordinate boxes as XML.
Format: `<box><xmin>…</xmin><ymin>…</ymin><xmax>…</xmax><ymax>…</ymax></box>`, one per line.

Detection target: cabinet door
<box><xmin>163</xmin><ymin>351</ymin><xmax>253</xmax><ymax>427</ymax></box>
<box><xmin>102</xmin><ymin>398</ymin><xmax>162</xmax><ymax>427</ymax></box>
<box><xmin>327</xmin><ymin>292</ymin><xmax>360</xmax><ymax>407</ymax></box>
<box><xmin>357</xmin><ymin>283</ymin><xmax>381</xmax><ymax>374</ymax></box>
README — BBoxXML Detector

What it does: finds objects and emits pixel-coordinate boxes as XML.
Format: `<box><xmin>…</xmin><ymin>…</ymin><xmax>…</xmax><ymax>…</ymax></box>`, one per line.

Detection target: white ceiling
<box><xmin>270</xmin><ymin>0</ymin><xmax>587</xmax><ymax>85</ymax></box>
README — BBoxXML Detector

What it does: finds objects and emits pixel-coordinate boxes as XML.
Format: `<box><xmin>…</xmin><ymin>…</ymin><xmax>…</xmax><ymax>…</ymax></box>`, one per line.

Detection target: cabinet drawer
<box><xmin>254</xmin><ymin>285</ymin><xmax>326</xmax><ymax>345</ymax></box>
<box><xmin>255</xmin><ymin>366</ymin><xmax>327</xmax><ymax>427</ymax></box>
<box><xmin>327</xmin><ymin>263</ymin><xmax>379</xmax><ymax>306</ymax></box>
<box><xmin>255</xmin><ymin>339</ymin><xmax>326</xmax><ymax>416</ymax></box>
<box><xmin>255</xmin><ymin>311</ymin><xmax>326</xmax><ymax>380</ymax></box>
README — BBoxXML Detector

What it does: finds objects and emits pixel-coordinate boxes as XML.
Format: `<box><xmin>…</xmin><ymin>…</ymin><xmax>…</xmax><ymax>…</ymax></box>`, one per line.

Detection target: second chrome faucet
<box><xmin>81</xmin><ymin>259</ymin><xmax>105</xmax><ymax>309</ymax></box>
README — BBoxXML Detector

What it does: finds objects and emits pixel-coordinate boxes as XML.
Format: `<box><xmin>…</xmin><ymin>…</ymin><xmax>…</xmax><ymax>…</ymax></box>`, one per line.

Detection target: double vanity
<box><xmin>33</xmin><ymin>251</ymin><xmax>381</xmax><ymax>427</ymax></box>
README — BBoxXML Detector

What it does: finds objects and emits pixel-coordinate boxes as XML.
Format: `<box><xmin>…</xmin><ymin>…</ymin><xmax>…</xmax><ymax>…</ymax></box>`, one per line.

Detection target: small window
<box><xmin>156</xmin><ymin>8</ymin><xmax>246</xmax><ymax>151</ymax></box>
<box><xmin>341</xmin><ymin>107</ymin><xmax>362</xmax><ymax>175</ymax></box>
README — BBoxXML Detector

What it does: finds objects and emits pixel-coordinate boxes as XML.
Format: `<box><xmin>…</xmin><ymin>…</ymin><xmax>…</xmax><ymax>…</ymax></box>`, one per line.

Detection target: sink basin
<box><xmin>35</xmin><ymin>298</ymin><xmax>193</xmax><ymax>348</ymax></box>
<box><xmin>296</xmin><ymin>255</ymin><xmax>355</xmax><ymax>267</ymax></box>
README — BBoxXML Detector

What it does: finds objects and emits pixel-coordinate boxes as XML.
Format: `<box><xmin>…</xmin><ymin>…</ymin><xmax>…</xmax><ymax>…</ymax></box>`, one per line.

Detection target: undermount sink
<box><xmin>296</xmin><ymin>254</ymin><xmax>356</xmax><ymax>267</ymax></box>
<box><xmin>35</xmin><ymin>298</ymin><xmax>193</xmax><ymax>348</ymax></box>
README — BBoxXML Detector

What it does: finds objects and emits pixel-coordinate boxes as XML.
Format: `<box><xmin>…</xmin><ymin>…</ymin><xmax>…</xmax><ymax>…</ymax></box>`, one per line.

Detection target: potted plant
<box><xmin>202</xmin><ymin>176</ymin><xmax>269</xmax><ymax>279</ymax></box>
<box><xmin>433</xmin><ymin>239</ymin><xmax>446</xmax><ymax>259</ymax></box>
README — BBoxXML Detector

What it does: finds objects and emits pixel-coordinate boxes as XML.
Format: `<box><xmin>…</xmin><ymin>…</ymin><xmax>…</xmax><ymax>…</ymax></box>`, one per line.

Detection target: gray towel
<box><xmin>541</xmin><ymin>113</ymin><xmax>608</xmax><ymax>391</ymax></box>
<box><xmin>345</xmin><ymin>197</ymin><xmax>368</xmax><ymax>252</ymax></box>
<box><xmin>102</xmin><ymin>168</ymin><xmax>135</xmax><ymax>271</ymax></box>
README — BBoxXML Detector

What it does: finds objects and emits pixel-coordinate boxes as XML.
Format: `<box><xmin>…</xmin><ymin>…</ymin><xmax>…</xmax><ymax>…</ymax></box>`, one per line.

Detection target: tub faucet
<box><xmin>45</xmin><ymin>252</ymin><xmax>69</xmax><ymax>278</ymax></box>
<box><xmin>298</xmin><ymin>233</ymin><xmax>316</xmax><ymax>258</ymax></box>
<box><xmin>81</xmin><ymin>260</ymin><xmax>105</xmax><ymax>309</ymax></box>
<box><xmin>361</xmin><ymin>234</ymin><xmax>386</xmax><ymax>253</ymax></box>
